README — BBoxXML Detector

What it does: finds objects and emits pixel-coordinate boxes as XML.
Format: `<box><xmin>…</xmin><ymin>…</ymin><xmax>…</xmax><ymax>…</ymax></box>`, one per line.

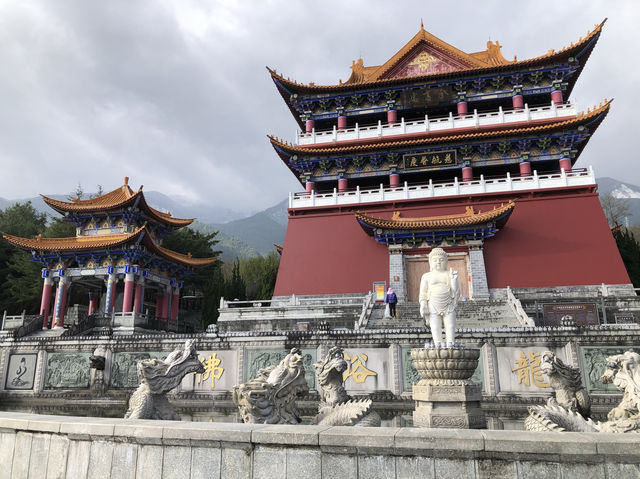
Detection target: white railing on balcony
<box><xmin>289</xmin><ymin>167</ymin><xmax>596</xmax><ymax>209</ymax></box>
<box><xmin>296</xmin><ymin>102</ymin><xmax>577</xmax><ymax>146</ymax></box>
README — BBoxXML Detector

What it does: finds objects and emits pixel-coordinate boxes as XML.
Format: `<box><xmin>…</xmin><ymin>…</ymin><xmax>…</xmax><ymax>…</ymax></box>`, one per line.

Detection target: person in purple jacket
<box><xmin>385</xmin><ymin>287</ymin><xmax>398</xmax><ymax>318</ymax></box>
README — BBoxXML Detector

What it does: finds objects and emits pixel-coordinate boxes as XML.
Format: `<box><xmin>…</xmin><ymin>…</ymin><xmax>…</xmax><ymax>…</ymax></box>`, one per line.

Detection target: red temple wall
<box><xmin>273</xmin><ymin>188</ymin><xmax>630</xmax><ymax>296</ymax></box>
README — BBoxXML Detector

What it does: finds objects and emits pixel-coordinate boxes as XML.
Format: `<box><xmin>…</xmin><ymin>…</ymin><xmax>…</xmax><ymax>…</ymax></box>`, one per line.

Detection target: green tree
<box><xmin>614</xmin><ymin>228</ymin><xmax>640</xmax><ymax>287</ymax></box>
<box><xmin>240</xmin><ymin>252</ymin><xmax>280</xmax><ymax>300</ymax></box>
<box><xmin>225</xmin><ymin>259</ymin><xmax>246</xmax><ymax>301</ymax></box>
<box><xmin>44</xmin><ymin>216</ymin><xmax>76</xmax><ymax>238</ymax></box>
<box><xmin>161</xmin><ymin>227</ymin><xmax>221</xmax><ymax>296</ymax></box>
<box><xmin>0</xmin><ymin>202</ymin><xmax>48</xmax><ymax>314</ymax></box>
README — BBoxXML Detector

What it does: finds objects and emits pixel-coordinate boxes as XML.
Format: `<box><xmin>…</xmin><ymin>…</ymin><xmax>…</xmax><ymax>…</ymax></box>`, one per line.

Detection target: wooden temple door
<box><xmin>405</xmin><ymin>254</ymin><xmax>470</xmax><ymax>302</ymax></box>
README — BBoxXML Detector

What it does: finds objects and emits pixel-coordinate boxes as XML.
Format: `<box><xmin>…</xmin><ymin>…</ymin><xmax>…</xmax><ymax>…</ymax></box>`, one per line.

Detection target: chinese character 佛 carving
<box><xmin>343</xmin><ymin>353</ymin><xmax>377</xmax><ymax>384</ymax></box>
<box><xmin>197</xmin><ymin>353</ymin><xmax>224</xmax><ymax>389</ymax></box>
<box><xmin>512</xmin><ymin>351</ymin><xmax>550</xmax><ymax>388</ymax></box>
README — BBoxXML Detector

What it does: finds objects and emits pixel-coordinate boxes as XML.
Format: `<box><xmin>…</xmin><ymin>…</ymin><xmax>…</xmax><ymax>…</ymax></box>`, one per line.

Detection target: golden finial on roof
<box><xmin>420</xmin><ymin>18</ymin><xmax>424</xmax><ymax>30</ymax></box>
<box><xmin>124</xmin><ymin>176</ymin><xmax>129</xmax><ymax>186</ymax></box>
<box><xmin>36</xmin><ymin>234</ymin><xmax>41</xmax><ymax>241</ymax></box>
<box><xmin>188</xmin><ymin>252</ymin><xmax>192</xmax><ymax>258</ymax></box>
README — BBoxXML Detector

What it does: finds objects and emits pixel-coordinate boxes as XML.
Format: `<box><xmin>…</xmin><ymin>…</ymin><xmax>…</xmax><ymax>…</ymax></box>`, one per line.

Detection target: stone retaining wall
<box><xmin>0</xmin><ymin>411</ymin><xmax>639</xmax><ymax>479</ymax></box>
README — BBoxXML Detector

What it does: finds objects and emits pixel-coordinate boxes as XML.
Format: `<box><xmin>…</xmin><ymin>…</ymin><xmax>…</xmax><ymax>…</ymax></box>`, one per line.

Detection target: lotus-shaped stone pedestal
<box><xmin>411</xmin><ymin>347</ymin><xmax>486</xmax><ymax>429</ymax></box>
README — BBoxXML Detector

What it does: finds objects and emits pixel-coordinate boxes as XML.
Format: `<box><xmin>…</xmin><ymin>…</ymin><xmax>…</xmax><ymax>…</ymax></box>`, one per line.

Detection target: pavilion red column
<box><xmin>551</xmin><ymin>82</ymin><xmax>563</xmax><ymax>105</ymax></box>
<box><xmin>122</xmin><ymin>272</ymin><xmax>135</xmax><ymax>313</ymax></box>
<box><xmin>457</xmin><ymin>101</ymin><xmax>468</xmax><ymax>116</ymax></box>
<box><xmin>52</xmin><ymin>276</ymin><xmax>69</xmax><ymax>328</ymax></box>
<box><xmin>87</xmin><ymin>293</ymin><xmax>98</xmax><ymax>316</ymax></box>
<box><xmin>155</xmin><ymin>293</ymin><xmax>163</xmax><ymax>319</ymax></box>
<box><xmin>559</xmin><ymin>153</ymin><xmax>572</xmax><ymax>172</ymax></box>
<box><xmin>305</xmin><ymin>119</ymin><xmax>315</xmax><ymax>133</ymax></box>
<box><xmin>170</xmin><ymin>287</ymin><xmax>180</xmax><ymax>321</ymax></box>
<box><xmin>519</xmin><ymin>160</ymin><xmax>532</xmax><ymax>177</ymax></box>
<box><xmin>512</xmin><ymin>94</ymin><xmax>524</xmax><ymax>110</ymax></box>
<box><xmin>337</xmin><ymin>115</ymin><xmax>347</xmax><ymax>129</ymax></box>
<box><xmin>40</xmin><ymin>275</ymin><xmax>53</xmax><ymax>329</ymax></box>
<box><xmin>133</xmin><ymin>280</ymin><xmax>144</xmax><ymax>314</ymax></box>
<box><xmin>462</xmin><ymin>165</ymin><xmax>473</xmax><ymax>182</ymax></box>
<box><xmin>387</xmin><ymin>109</ymin><xmax>397</xmax><ymax>125</ymax></box>
<box><xmin>338</xmin><ymin>178</ymin><xmax>348</xmax><ymax>192</ymax></box>
<box><xmin>161</xmin><ymin>287</ymin><xmax>171</xmax><ymax>319</ymax></box>
<box><xmin>305</xmin><ymin>181</ymin><xmax>315</xmax><ymax>194</ymax></box>
<box><xmin>389</xmin><ymin>173</ymin><xmax>400</xmax><ymax>188</ymax></box>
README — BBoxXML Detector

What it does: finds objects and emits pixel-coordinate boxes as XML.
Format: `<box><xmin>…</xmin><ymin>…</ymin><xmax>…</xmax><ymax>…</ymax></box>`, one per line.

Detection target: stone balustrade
<box><xmin>0</xmin><ymin>411</ymin><xmax>639</xmax><ymax>478</ymax></box>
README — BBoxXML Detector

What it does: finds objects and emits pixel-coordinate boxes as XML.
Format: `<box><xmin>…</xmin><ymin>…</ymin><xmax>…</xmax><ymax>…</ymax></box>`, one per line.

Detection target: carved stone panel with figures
<box><xmin>45</xmin><ymin>353</ymin><xmax>91</xmax><ymax>389</ymax></box>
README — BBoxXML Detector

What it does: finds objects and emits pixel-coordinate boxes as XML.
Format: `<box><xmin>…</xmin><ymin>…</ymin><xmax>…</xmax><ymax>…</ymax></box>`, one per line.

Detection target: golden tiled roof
<box><xmin>269</xmin><ymin>100</ymin><xmax>611</xmax><ymax>155</ymax></box>
<box><xmin>2</xmin><ymin>228</ymin><xmax>144</xmax><ymax>252</ymax></box>
<box><xmin>42</xmin><ymin>177</ymin><xmax>194</xmax><ymax>228</ymax></box>
<box><xmin>355</xmin><ymin>201</ymin><xmax>515</xmax><ymax>230</ymax></box>
<box><xmin>268</xmin><ymin>20</ymin><xmax>605</xmax><ymax>92</ymax></box>
<box><xmin>2</xmin><ymin>225</ymin><xmax>216</xmax><ymax>268</ymax></box>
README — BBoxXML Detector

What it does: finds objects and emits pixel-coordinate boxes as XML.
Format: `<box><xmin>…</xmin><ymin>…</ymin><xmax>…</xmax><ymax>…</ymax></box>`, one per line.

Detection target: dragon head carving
<box><xmin>233</xmin><ymin>348</ymin><xmax>309</xmax><ymax>424</ymax></box>
<box><xmin>314</xmin><ymin>346</ymin><xmax>350</xmax><ymax>406</ymax></box>
<box><xmin>138</xmin><ymin>339</ymin><xmax>205</xmax><ymax>395</ymax></box>
<box><xmin>601</xmin><ymin>351</ymin><xmax>640</xmax><ymax>424</ymax></box>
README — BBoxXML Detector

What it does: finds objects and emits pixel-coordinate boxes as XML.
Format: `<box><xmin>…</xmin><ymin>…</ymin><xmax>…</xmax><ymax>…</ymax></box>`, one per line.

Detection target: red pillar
<box><xmin>519</xmin><ymin>161</ymin><xmax>532</xmax><ymax>177</ymax></box>
<box><xmin>551</xmin><ymin>88</ymin><xmax>563</xmax><ymax>105</ymax></box>
<box><xmin>389</xmin><ymin>173</ymin><xmax>400</xmax><ymax>188</ymax></box>
<box><xmin>87</xmin><ymin>293</ymin><xmax>98</xmax><ymax>316</ymax></box>
<box><xmin>155</xmin><ymin>293</ymin><xmax>163</xmax><ymax>319</ymax></box>
<box><xmin>457</xmin><ymin>101</ymin><xmax>468</xmax><ymax>116</ymax></box>
<box><xmin>305</xmin><ymin>119</ymin><xmax>315</xmax><ymax>133</ymax></box>
<box><xmin>559</xmin><ymin>156</ymin><xmax>572</xmax><ymax>172</ymax></box>
<box><xmin>133</xmin><ymin>281</ymin><xmax>143</xmax><ymax>314</ymax></box>
<box><xmin>337</xmin><ymin>115</ymin><xmax>347</xmax><ymax>129</ymax></box>
<box><xmin>40</xmin><ymin>276</ymin><xmax>53</xmax><ymax>329</ymax></box>
<box><xmin>512</xmin><ymin>94</ymin><xmax>524</xmax><ymax>110</ymax></box>
<box><xmin>122</xmin><ymin>273</ymin><xmax>134</xmax><ymax>313</ymax></box>
<box><xmin>170</xmin><ymin>289</ymin><xmax>180</xmax><ymax>321</ymax></box>
<box><xmin>305</xmin><ymin>181</ymin><xmax>315</xmax><ymax>194</ymax></box>
<box><xmin>161</xmin><ymin>289</ymin><xmax>170</xmax><ymax>319</ymax></box>
<box><xmin>387</xmin><ymin>110</ymin><xmax>397</xmax><ymax>125</ymax></box>
<box><xmin>52</xmin><ymin>279</ymin><xmax>69</xmax><ymax>328</ymax></box>
<box><xmin>338</xmin><ymin>178</ymin><xmax>348</xmax><ymax>192</ymax></box>
<box><xmin>462</xmin><ymin>166</ymin><xmax>473</xmax><ymax>182</ymax></box>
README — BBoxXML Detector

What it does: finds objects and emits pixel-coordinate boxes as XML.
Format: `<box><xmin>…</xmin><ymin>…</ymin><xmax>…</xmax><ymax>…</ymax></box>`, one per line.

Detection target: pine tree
<box><xmin>614</xmin><ymin>228</ymin><xmax>640</xmax><ymax>287</ymax></box>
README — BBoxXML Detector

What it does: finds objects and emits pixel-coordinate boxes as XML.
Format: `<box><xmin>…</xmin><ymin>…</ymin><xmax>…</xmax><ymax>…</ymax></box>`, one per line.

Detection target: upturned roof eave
<box><xmin>268</xmin><ymin>21</ymin><xmax>604</xmax><ymax>97</ymax></box>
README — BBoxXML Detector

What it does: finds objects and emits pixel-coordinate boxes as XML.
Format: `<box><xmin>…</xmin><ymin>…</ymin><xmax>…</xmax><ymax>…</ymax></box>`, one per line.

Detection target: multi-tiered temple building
<box><xmin>2</xmin><ymin>178</ymin><xmax>215</xmax><ymax>332</ymax></box>
<box><xmin>268</xmin><ymin>20</ymin><xmax>632</xmax><ymax>303</ymax></box>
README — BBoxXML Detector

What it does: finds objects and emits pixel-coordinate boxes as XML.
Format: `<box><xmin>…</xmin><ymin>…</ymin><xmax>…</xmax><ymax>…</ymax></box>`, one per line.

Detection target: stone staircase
<box><xmin>366</xmin><ymin>300</ymin><xmax>521</xmax><ymax>330</ymax></box>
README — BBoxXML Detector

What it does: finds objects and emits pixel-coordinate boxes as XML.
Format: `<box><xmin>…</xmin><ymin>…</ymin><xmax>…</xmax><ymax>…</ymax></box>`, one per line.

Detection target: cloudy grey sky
<box><xmin>0</xmin><ymin>0</ymin><xmax>637</xmax><ymax>216</ymax></box>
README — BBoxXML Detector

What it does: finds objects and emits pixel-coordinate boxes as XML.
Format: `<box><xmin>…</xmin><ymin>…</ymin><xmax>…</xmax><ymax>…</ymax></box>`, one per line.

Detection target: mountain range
<box><xmin>2</xmin><ymin>177</ymin><xmax>639</xmax><ymax>260</ymax></box>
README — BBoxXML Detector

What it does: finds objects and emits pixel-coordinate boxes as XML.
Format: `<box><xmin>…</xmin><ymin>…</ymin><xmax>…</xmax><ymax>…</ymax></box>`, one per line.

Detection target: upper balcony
<box><xmin>288</xmin><ymin>167</ymin><xmax>596</xmax><ymax>209</ymax></box>
<box><xmin>295</xmin><ymin>101</ymin><xmax>577</xmax><ymax>147</ymax></box>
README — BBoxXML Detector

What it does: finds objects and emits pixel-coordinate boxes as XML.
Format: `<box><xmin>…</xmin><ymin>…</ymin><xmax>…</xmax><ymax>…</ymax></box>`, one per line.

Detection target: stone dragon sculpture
<box><xmin>525</xmin><ymin>351</ymin><xmax>640</xmax><ymax>433</ymax></box>
<box><xmin>310</xmin><ymin>346</ymin><xmax>381</xmax><ymax>427</ymax></box>
<box><xmin>540</xmin><ymin>350</ymin><xmax>591</xmax><ymax>417</ymax></box>
<box><xmin>125</xmin><ymin>339</ymin><xmax>205</xmax><ymax>420</ymax></box>
<box><xmin>233</xmin><ymin>348</ymin><xmax>309</xmax><ymax>424</ymax></box>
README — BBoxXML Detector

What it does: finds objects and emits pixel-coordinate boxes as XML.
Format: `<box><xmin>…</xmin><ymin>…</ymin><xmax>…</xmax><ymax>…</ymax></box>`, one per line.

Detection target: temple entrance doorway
<box><xmin>405</xmin><ymin>253</ymin><xmax>470</xmax><ymax>302</ymax></box>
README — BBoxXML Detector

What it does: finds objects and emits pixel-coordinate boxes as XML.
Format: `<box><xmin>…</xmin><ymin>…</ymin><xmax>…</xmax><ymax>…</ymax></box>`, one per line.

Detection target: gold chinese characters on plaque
<box><xmin>403</xmin><ymin>150</ymin><xmax>458</xmax><ymax>170</ymax></box>
<box><xmin>343</xmin><ymin>353</ymin><xmax>377</xmax><ymax>384</ymax></box>
<box><xmin>511</xmin><ymin>351</ymin><xmax>550</xmax><ymax>388</ymax></box>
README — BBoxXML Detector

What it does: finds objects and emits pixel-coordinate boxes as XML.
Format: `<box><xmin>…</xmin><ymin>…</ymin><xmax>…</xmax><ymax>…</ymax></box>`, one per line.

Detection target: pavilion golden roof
<box><xmin>2</xmin><ymin>225</ymin><xmax>216</xmax><ymax>268</ymax></box>
<box><xmin>268</xmin><ymin>20</ymin><xmax>605</xmax><ymax>92</ymax></box>
<box><xmin>355</xmin><ymin>201</ymin><xmax>515</xmax><ymax>230</ymax></box>
<box><xmin>270</xmin><ymin>100</ymin><xmax>612</xmax><ymax>155</ymax></box>
<box><xmin>42</xmin><ymin>177</ymin><xmax>194</xmax><ymax>228</ymax></box>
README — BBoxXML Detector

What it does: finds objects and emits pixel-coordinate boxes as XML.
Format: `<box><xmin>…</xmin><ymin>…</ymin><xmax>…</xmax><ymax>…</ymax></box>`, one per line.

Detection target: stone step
<box><xmin>366</xmin><ymin>300</ymin><xmax>520</xmax><ymax>329</ymax></box>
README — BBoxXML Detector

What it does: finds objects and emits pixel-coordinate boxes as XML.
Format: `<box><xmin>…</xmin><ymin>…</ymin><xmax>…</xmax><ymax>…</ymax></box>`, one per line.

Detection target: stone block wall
<box><xmin>0</xmin><ymin>411</ymin><xmax>639</xmax><ymax>478</ymax></box>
